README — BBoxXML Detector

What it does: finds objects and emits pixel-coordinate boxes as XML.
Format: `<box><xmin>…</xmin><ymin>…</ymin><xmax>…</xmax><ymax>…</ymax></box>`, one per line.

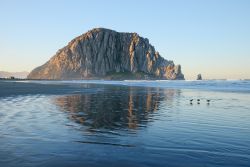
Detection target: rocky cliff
<box><xmin>28</xmin><ymin>28</ymin><xmax>184</xmax><ymax>80</ymax></box>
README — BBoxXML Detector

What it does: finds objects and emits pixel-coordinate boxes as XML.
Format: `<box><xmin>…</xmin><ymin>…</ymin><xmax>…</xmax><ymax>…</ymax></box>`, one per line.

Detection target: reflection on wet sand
<box><xmin>55</xmin><ymin>86</ymin><xmax>180</xmax><ymax>130</ymax></box>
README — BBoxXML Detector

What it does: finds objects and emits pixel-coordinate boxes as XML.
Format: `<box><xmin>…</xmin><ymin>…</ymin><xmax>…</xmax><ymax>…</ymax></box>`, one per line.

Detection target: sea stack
<box><xmin>28</xmin><ymin>28</ymin><xmax>184</xmax><ymax>80</ymax></box>
<box><xmin>197</xmin><ymin>74</ymin><xmax>202</xmax><ymax>80</ymax></box>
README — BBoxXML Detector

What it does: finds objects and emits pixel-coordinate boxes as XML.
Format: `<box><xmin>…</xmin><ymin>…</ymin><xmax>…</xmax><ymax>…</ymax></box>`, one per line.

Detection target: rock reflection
<box><xmin>54</xmin><ymin>86</ymin><xmax>179</xmax><ymax>130</ymax></box>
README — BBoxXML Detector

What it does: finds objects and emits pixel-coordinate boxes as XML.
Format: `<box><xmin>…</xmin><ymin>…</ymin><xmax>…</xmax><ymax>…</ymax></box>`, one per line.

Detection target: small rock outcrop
<box><xmin>197</xmin><ymin>74</ymin><xmax>202</xmax><ymax>80</ymax></box>
<box><xmin>28</xmin><ymin>28</ymin><xmax>184</xmax><ymax>80</ymax></box>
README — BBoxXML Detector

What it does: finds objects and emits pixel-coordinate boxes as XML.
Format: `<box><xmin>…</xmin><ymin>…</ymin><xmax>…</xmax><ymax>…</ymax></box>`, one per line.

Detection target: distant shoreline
<box><xmin>1</xmin><ymin>79</ymin><xmax>250</xmax><ymax>81</ymax></box>
<box><xmin>1</xmin><ymin>77</ymin><xmax>250</xmax><ymax>82</ymax></box>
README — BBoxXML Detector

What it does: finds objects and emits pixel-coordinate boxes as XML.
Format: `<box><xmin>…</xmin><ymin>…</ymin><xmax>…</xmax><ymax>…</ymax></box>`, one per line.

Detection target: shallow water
<box><xmin>0</xmin><ymin>81</ymin><xmax>250</xmax><ymax>166</ymax></box>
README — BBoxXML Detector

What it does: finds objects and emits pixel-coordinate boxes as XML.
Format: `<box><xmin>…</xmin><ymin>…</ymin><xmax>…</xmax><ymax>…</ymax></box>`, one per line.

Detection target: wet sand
<box><xmin>0</xmin><ymin>80</ymin><xmax>250</xmax><ymax>167</ymax></box>
<box><xmin>0</xmin><ymin>81</ymin><xmax>100</xmax><ymax>97</ymax></box>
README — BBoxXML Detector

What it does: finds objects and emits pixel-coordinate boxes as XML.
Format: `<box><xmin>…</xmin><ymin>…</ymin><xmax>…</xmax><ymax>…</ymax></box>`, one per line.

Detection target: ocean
<box><xmin>0</xmin><ymin>80</ymin><xmax>250</xmax><ymax>167</ymax></box>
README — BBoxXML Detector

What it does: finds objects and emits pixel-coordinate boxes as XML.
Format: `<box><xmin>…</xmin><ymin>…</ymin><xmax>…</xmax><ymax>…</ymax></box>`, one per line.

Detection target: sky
<box><xmin>0</xmin><ymin>0</ymin><xmax>250</xmax><ymax>79</ymax></box>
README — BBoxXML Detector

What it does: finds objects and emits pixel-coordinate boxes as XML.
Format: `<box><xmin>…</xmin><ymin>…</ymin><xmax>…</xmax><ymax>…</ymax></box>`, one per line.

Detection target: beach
<box><xmin>0</xmin><ymin>80</ymin><xmax>250</xmax><ymax>166</ymax></box>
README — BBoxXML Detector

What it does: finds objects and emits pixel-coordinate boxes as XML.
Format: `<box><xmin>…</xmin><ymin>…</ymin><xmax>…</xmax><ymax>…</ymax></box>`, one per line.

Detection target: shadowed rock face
<box><xmin>28</xmin><ymin>28</ymin><xmax>184</xmax><ymax>80</ymax></box>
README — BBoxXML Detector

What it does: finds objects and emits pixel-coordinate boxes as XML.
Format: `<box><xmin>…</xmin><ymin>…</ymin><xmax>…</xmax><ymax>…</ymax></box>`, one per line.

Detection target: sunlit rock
<box><xmin>28</xmin><ymin>28</ymin><xmax>184</xmax><ymax>80</ymax></box>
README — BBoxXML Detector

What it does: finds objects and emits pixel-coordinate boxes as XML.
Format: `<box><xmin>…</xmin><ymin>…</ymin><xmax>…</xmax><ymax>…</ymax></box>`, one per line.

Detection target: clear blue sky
<box><xmin>1</xmin><ymin>0</ymin><xmax>250</xmax><ymax>79</ymax></box>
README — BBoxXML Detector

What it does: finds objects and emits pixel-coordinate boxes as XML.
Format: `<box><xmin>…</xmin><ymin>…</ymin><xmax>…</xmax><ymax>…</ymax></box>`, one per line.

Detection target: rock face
<box><xmin>28</xmin><ymin>28</ymin><xmax>184</xmax><ymax>80</ymax></box>
<box><xmin>197</xmin><ymin>74</ymin><xmax>202</xmax><ymax>80</ymax></box>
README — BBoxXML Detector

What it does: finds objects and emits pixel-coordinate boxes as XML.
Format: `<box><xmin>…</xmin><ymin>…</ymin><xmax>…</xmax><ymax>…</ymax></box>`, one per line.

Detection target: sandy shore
<box><xmin>0</xmin><ymin>81</ymin><xmax>90</xmax><ymax>97</ymax></box>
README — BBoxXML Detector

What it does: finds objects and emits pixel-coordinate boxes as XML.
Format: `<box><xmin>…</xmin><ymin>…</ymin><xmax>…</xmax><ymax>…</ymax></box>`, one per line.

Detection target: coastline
<box><xmin>1</xmin><ymin>80</ymin><xmax>250</xmax><ymax>99</ymax></box>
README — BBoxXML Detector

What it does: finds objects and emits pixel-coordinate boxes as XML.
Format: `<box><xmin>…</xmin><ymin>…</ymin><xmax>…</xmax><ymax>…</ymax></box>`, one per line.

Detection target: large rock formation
<box><xmin>28</xmin><ymin>28</ymin><xmax>184</xmax><ymax>80</ymax></box>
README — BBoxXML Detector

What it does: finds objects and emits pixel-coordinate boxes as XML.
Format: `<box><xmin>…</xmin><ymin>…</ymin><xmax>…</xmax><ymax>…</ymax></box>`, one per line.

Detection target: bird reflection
<box><xmin>54</xmin><ymin>86</ymin><xmax>179</xmax><ymax>131</ymax></box>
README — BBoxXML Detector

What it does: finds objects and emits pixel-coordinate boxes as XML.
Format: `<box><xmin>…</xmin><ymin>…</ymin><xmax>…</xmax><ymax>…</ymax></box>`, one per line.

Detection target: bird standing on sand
<box><xmin>190</xmin><ymin>99</ymin><xmax>193</xmax><ymax>105</ymax></box>
<box><xmin>197</xmin><ymin>99</ymin><xmax>200</xmax><ymax>104</ymax></box>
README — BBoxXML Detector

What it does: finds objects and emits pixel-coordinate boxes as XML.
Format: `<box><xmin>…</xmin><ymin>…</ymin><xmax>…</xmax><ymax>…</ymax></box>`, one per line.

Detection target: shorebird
<box><xmin>189</xmin><ymin>99</ymin><xmax>193</xmax><ymax>105</ymax></box>
<box><xmin>206</xmin><ymin>99</ymin><xmax>210</xmax><ymax>103</ymax></box>
<box><xmin>197</xmin><ymin>99</ymin><xmax>200</xmax><ymax>104</ymax></box>
<box><xmin>189</xmin><ymin>99</ymin><xmax>194</xmax><ymax>105</ymax></box>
